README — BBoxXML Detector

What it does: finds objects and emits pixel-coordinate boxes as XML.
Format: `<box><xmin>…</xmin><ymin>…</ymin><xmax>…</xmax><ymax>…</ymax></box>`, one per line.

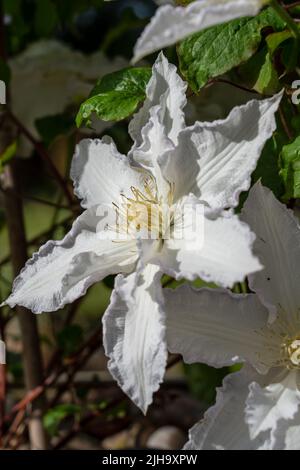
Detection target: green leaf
<box><xmin>44</xmin><ymin>404</ymin><xmax>82</xmax><ymax>436</ymax></box>
<box><xmin>0</xmin><ymin>141</ymin><xmax>17</xmax><ymax>174</ymax></box>
<box><xmin>252</xmin><ymin>133</ymin><xmax>285</xmax><ymax>198</ymax></box>
<box><xmin>239</xmin><ymin>47</ymin><xmax>279</xmax><ymax>95</ymax></box>
<box><xmin>253</xmin><ymin>50</ymin><xmax>279</xmax><ymax>95</ymax></box>
<box><xmin>178</xmin><ymin>7</ymin><xmax>286</xmax><ymax>92</ymax></box>
<box><xmin>266</xmin><ymin>30</ymin><xmax>298</xmax><ymax>73</ymax></box>
<box><xmin>76</xmin><ymin>67</ymin><xmax>152</xmax><ymax>127</ymax></box>
<box><xmin>266</xmin><ymin>29</ymin><xmax>293</xmax><ymax>54</ymax></box>
<box><xmin>57</xmin><ymin>324</ymin><xmax>83</xmax><ymax>357</ymax></box>
<box><xmin>240</xmin><ymin>29</ymin><xmax>295</xmax><ymax>95</ymax></box>
<box><xmin>280</xmin><ymin>135</ymin><xmax>300</xmax><ymax>200</ymax></box>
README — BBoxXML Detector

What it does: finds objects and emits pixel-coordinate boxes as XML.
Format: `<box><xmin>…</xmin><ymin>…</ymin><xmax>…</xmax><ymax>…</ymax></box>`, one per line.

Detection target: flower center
<box><xmin>282</xmin><ymin>338</ymin><xmax>300</xmax><ymax>369</ymax></box>
<box><xmin>114</xmin><ymin>175</ymin><xmax>174</xmax><ymax>239</ymax></box>
<box><xmin>255</xmin><ymin>313</ymin><xmax>300</xmax><ymax>371</ymax></box>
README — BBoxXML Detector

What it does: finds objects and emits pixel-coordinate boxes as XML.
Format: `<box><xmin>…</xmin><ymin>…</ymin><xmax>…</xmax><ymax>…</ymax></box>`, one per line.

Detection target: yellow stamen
<box><xmin>111</xmin><ymin>175</ymin><xmax>174</xmax><ymax>240</ymax></box>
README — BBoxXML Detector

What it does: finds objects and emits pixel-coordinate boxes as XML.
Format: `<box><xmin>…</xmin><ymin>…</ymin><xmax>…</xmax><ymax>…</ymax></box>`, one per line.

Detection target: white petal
<box><xmin>3</xmin><ymin>208</ymin><xmax>136</xmax><ymax>313</ymax></box>
<box><xmin>71</xmin><ymin>137</ymin><xmax>146</xmax><ymax>209</ymax></box>
<box><xmin>159</xmin><ymin>93</ymin><xmax>282</xmax><ymax>208</ymax></box>
<box><xmin>155</xmin><ymin>205</ymin><xmax>262</xmax><ymax>288</ymax></box>
<box><xmin>133</xmin><ymin>0</ymin><xmax>265</xmax><ymax>63</ymax></box>
<box><xmin>185</xmin><ymin>368</ymin><xmax>300</xmax><ymax>450</ymax></box>
<box><xmin>103</xmin><ymin>263</ymin><xmax>167</xmax><ymax>413</ymax></box>
<box><xmin>272</xmin><ymin>406</ymin><xmax>300</xmax><ymax>450</ymax></box>
<box><xmin>129</xmin><ymin>52</ymin><xmax>187</xmax><ymax>150</ymax></box>
<box><xmin>131</xmin><ymin>107</ymin><xmax>174</xmax><ymax>201</ymax></box>
<box><xmin>184</xmin><ymin>369</ymin><xmax>270</xmax><ymax>450</ymax></box>
<box><xmin>166</xmin><ymin>286</ymin><xmax>269</xmax><ymax>371</ymax></box>
<box><xmin>242</xmin><ymin>182</ymin><xmax>300</xmax><ymax>322</ymax></box>
<box><xmin>0</xmin><ymin>340</ymin><xmax>5</xmax><ymax>364</ymax></box>
<box><xmin>246</xmin><ymin>370</ymin><xmax>300</xmax><ymax>441</ymax></box>
<box><xmin>284</xmin><ymin>425</ymin><xmax>300</xmax><ymax>450</ymax></box>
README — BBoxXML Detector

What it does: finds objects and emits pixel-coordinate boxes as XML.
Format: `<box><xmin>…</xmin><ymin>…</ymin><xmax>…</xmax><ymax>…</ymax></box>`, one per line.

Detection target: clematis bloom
<box><xmin>166</xmin><ymin>182</ymin><xmax>300</xmax><ymax>449</ymax></box>
<box><xmin>3</xmin><ymin>54</ymin><xmax>281</xmax><ymax>413</ymax></box>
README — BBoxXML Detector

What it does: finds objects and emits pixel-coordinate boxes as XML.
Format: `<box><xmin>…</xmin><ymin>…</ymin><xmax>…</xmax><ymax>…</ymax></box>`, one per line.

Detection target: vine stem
<box><xmin>270</xmin><ymin>0</ymin><xmax>300</xmax><ymax>39</ymax></box>
<box><xmin>2</xmin><ymin>163</ymin><xmax>49</xmax><ymax>450</ymax></box>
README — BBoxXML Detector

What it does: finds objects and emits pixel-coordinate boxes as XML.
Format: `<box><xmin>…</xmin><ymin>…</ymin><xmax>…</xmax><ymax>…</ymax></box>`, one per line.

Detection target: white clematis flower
<box><xmin>166</xmin><ymin>182</ymin><xmax>300</xmax><ymax>449</ymax></box>
<box><xmin>3</xmin><ymin>54</ymin><xmax>280</xmax><ymax>413</ymax></box>
<box><xmin>133</xmin><ymin>0</ymin><xmax>267</xmax><ymax>63</ymax></box>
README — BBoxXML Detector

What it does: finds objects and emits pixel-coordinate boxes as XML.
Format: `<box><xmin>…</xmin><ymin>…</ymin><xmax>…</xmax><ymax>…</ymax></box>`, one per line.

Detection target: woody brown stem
<box><xmin>0</xmin><ymin>0</ymin><xmax>48</xmax><ymax>449</ymax></box>
<box><xmin>2</xmin><ymin>161</ymin><xmax>49</xmax><ymax>450</ymax></box>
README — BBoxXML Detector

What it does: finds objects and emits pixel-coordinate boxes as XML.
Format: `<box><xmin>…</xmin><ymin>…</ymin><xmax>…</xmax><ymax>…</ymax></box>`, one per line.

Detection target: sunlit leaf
<box><xmin>178</xmin><ymin>7</ymin><xmax>285</xmax><ymax>92</ymax></box>
<box><xmin>76</xmin><ymin>67</ymin><xmax>151</xmax><ymax>127</ymax></box>
<box><xmin>0</xmin><ymin>141</ymin><xmax>17</xmax><ymax>174</ymax></box>
<box><xmin>280</xmin><ymin>135</ymin><xmax>300</xmax><ymax>200</ymax></box>
<box><xmin>43</xmin><ymin>404</ymin><xmax>82</xmax><ymax>436</ymax></box>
